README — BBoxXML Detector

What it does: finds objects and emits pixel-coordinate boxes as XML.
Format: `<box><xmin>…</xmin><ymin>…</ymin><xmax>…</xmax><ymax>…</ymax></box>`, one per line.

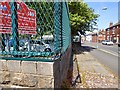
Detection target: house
<box><xmin>85</xmin><ymin>31</ymin><xmax>99</xmax><ymax>43</ymax></box>
<box><xmin>91</xmin><ymin>29</ymin><xmax>105</xmax><ymax>43</ymax></box>
<box><xmin>85</xmin><ymin>29</ymin><xmax>105</xmax><ymax>43</ymax></box>
<box><xmin>92</xmin><ymin>33</ymin><xmax>98</xmax><ymax>43</ymax></box>
<box><xmin>85</xmin><ymin>33</ymin><xmax>92</xmax><ymax>42</ymax></box>
<box><xmin>105</xmin><ymin>21</ymin><xmax>120</xmax><ymax>43</ymax></box>
<box><xmin>98</xmin><ymin>29</ymin><xmax>105</xmax><ymax>42</ymax></box>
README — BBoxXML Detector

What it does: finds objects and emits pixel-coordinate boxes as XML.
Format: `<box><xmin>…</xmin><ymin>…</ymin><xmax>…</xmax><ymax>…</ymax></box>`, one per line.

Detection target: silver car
<box><xmin>102</xmin><ymin>40</ymin><xmax>114</xmax><ymax>45</ymax></box>
<box><xmin>27</xmin><ymin>40</ymin><xmax>52</xmax><ymax>52</ymax></box>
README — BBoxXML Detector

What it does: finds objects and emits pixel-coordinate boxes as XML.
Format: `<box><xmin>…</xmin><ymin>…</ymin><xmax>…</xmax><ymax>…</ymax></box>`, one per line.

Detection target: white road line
<box><xmin>98</xmin><ymin>49</ymin><xmax>118</xmax><ymax>57</ymax></box>
<box><xmin>86</xmin><ymin>45</ymin><xmax>118</xmax><ymax>57</ymax></box>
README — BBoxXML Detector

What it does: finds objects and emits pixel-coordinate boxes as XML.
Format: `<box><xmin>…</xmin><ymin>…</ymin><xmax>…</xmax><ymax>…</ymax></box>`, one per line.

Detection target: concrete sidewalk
<box><xmin>72</xmin><ymin>44</ymin><xmax>118</xmax><ymax>88</ymax></box>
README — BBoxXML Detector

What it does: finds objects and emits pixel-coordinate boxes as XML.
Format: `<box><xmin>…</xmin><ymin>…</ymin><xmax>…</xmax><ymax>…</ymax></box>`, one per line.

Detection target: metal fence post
<box><xmin>11</xmin><ymin>1</ymin><xmax>19</xmax><ymax>51</ymax></box>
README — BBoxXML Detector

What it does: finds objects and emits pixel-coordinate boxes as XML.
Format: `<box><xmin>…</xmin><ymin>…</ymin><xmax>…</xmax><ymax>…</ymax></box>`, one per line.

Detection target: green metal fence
<box><xmin>0</xmin><ymin>1</ymin><xmax>71</xmax><ymax>61</ymax></box>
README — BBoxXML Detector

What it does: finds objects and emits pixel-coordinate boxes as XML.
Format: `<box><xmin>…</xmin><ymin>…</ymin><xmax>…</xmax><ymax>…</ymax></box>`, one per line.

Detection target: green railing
<box><xmin>0</xmin><ymin>1</ymin><xmax>71</xmax><ymax>61</ymax></box>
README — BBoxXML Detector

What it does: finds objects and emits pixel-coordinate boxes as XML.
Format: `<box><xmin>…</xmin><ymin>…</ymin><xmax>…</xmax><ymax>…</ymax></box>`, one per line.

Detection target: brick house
<box><xmin>105</xmin><ymin>21</ymin><xmax>120</xmax><ymax>43</ymax></box>
<box><xmin>98</xmin><ymin>29</ymin><xmax>105</xmax><ymax>42</ymax></box>
<box><xmin>91</xmin><ymin>29</ymin><xmax>105</xmax><ymax>43</ymax></box>
<box><xmin>92</xmin><ymin>33</ymin><xmax>98</xmax><ymax>43</ymax></box>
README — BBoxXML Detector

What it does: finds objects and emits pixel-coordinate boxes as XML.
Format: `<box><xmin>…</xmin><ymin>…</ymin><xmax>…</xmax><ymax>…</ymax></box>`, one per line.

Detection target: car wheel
<box><xmin>45</xmin><ymin>48</ymin><xmax>51</xmax><ymax>52</ymax></box>
<box><xmin>118</xmin><ymin>43</ymin><xmax>120</xmax><ymax>47</ymax></box>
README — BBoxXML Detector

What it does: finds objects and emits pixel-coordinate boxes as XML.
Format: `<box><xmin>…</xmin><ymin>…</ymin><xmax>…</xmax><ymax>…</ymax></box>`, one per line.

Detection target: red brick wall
<box><xmin>98</xmin><ymin>29</ymin><xmax>105</xmax><ymax>42</ymax></box>
<box><xmin>106</xmin><ymin>24</ymin><xmax>120</xmax><ymax>43</ymax></box>
<box><xmin>92</xmin><ymin>34</ymin><xmax>97</xmax><ymax>42</ymax></box>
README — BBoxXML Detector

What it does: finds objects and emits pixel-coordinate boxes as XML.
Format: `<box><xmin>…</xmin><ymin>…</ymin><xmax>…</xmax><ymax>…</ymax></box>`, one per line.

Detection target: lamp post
<box><xmin>96</xmin><ymin>7</ymin><xmax>107</xmax><ymax>49</ymax></box>
<box><xmin>102</xmin><ymin>7</ymin><xmax>107</xmax><ymax>10</ymax></box>
<box><xmin>96</xmin><ymin>28</ymin><xmax>99</xmax><ymax>48</ymax></box>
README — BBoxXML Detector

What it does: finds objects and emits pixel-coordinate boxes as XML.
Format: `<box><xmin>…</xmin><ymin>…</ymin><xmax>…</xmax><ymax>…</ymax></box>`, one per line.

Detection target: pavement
<box><xmin>72</xmin><ymin>43</ymin><xmax>119</xmax><ymax>89</ymax></box>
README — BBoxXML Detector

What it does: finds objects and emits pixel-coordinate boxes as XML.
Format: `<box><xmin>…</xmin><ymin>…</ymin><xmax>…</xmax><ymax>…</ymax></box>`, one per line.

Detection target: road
<box><xmin>82</xmin><ymin>42</ymin><xmax>119</xmax><ymax>75</ymax></box>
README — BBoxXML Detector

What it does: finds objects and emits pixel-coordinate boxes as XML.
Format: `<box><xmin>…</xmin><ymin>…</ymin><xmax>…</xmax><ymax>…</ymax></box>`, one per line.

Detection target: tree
<box><xmin>26</xmin><ymin>1</ymin><xmax>98</xmax><ymax>36</ymax></box>
<box><xmin>25</xmin><ymin>2</ymin><xmax>54</xmax><ymax>36</ymax></box>
<box><xmin>69</xmin><ymin>2</ymin><xmax>98</xmax><ymax>35</ymax></box>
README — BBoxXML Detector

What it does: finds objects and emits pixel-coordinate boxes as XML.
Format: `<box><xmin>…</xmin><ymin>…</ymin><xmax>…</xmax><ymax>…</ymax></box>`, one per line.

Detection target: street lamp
<box><xmin>96</xmin><ymin>28</ymin><xmax>99</xmax><ymax>48</ymax></box>
<box><xmin>102</xmin><ymin>7</ymin><xmax>107</xmax><ymax>10</ymax></box>
<box><xmin>96</xmin><ymin>7</ymin><xmax>107</xmax><ymax>49</ymax></box>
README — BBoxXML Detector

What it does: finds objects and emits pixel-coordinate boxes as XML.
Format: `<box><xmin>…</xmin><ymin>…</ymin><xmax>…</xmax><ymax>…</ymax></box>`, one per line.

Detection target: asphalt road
<box><xmin>84</xmin><ymin>42</ymin><xmax>118</xmax><ymax>56</ymax></box>
<box><xmin>82</xmin><ymin>42</ymin><xmax>119</xmax><ymax>75</ymax></box>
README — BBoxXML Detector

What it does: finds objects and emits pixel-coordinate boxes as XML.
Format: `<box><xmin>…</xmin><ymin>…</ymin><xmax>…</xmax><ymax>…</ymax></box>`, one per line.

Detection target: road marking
<box><xmin>98</xmin><ymin>49</ymin><xmax>118</xmax><ymax>57</ymax></box>
<box><xmin>85</xmin><ymin>45</ymin><xmax>118</xmax><ymax>57</ymax></box>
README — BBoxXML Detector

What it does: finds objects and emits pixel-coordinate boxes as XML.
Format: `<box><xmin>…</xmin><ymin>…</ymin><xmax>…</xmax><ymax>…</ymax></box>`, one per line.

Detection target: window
<box><xmin>113</xmin><ymin>27</ymin><xmax>115</xmax><ymax>29</ymax></box>
<box><xmin>112</xmin><ymin>27</ymin><xmax>115</xmax><ymax>34</ymax></box>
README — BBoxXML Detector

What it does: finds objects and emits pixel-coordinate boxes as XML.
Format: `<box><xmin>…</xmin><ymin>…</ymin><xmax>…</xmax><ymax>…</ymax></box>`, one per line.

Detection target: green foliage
<box><xmin>25</xmin><ymin>2</ymin><xmax>54</xmax><ymax>36</ymax></box>
<box><xmin>69</xmin><ymin>2</ymin><xmax>98</xmax><ymax>35</ymax></box>
<box><xmin>25</xmin><ymin>2</ymin><xmax>98</xmax><ymax>36</ymax></box>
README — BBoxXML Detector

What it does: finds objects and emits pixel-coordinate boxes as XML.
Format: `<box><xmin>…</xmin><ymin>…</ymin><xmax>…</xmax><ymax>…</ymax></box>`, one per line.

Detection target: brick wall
<box><xmin>106</xmin><ymin>23</ymin><xmax>120</xmax><ymax>43</ymax></box>
<box><xmin>98</xmin><ymin>29</ymin><xmax>105</xmax><ymax>42</ymax></box>
<box><xmin>92</xmin><ymin>34</ymin><xmax>97</xmax><ymax>43</ymax></box>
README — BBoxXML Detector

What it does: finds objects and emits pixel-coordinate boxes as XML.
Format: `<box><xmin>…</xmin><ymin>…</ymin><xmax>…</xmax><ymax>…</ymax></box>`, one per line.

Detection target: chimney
<box><xmin>109</xmin><ymin>22</ymin><xmax>113</xmax><ymax>27</ymax></box>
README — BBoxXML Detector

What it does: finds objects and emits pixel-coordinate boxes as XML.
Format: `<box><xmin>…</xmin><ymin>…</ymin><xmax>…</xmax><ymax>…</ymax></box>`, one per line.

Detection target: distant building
<box><xmin>86</xmin><ymin>32</ymin><xmax>98</xmax><ymax>43</ymax></box>
<box><xmin>105</xmin><ymin>21</ymin><xmax>120</xmax><ymax>43</ymax></box>
<box><xmin>98</xmin><ymin>29</ymin><xmax>105</xmax><ymax>42</ymax></box>
<box><xmin>92</xmin><ymin>33</ymin><xmax>98</xmax><ymax>43</ymax></box>
<box><xmin>90</xmin><ymin>29</ymin><xmax>105</xmax><ymax>43</ymax></box>
<box><xmin>85</xmin><ymin>33</ymin><xmax>92</xmax><ymax>42</ymax></box>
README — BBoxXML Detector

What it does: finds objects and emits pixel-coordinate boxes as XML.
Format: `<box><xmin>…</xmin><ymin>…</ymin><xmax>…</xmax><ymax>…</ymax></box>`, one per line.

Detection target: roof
<box><xmin>112</xmin><ymin>20</ymin><xmax>120</xmax><ymax>27</ymax></box>
<box><xmin>106</xmin><ymin>21</ymin><xmax>120</xmax><ymax>30</ymax></box>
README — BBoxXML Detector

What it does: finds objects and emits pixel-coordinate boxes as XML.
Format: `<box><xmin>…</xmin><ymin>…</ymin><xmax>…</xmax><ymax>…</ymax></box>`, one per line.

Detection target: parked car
<box><xmin>28</xmin><ymin>40</ymin><xmax>52</xmax><ymax>52</ymax></box>
<box><xmin>3</xmin><ymin>39</ymin><xmax>53</xmax><ymax>52</ymax></box>
<box><xmin>102</xmin><ymin>40</ymin><xmax>114</xmax><ymax>45</ymax></box>
<box><xmin>4</xmin><ymin>39</ymin><xmax>28</xmax><ymax>51</ymax></box>
<box><xmin>101</xmin><ymin>40</ymin><xmax>106</xmax><ymax>45</ymax></box>
<box><xmin>118</xmin><ymin>43</ymin><xmax>120</xmax><ymax>47</ymax></box>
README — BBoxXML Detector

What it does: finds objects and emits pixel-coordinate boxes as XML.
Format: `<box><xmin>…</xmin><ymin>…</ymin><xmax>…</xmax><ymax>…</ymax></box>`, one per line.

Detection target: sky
<box><xmin>84</xmin><ymin>0</ymin><xmax>118</xmax><ymax>31</ymax></box>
